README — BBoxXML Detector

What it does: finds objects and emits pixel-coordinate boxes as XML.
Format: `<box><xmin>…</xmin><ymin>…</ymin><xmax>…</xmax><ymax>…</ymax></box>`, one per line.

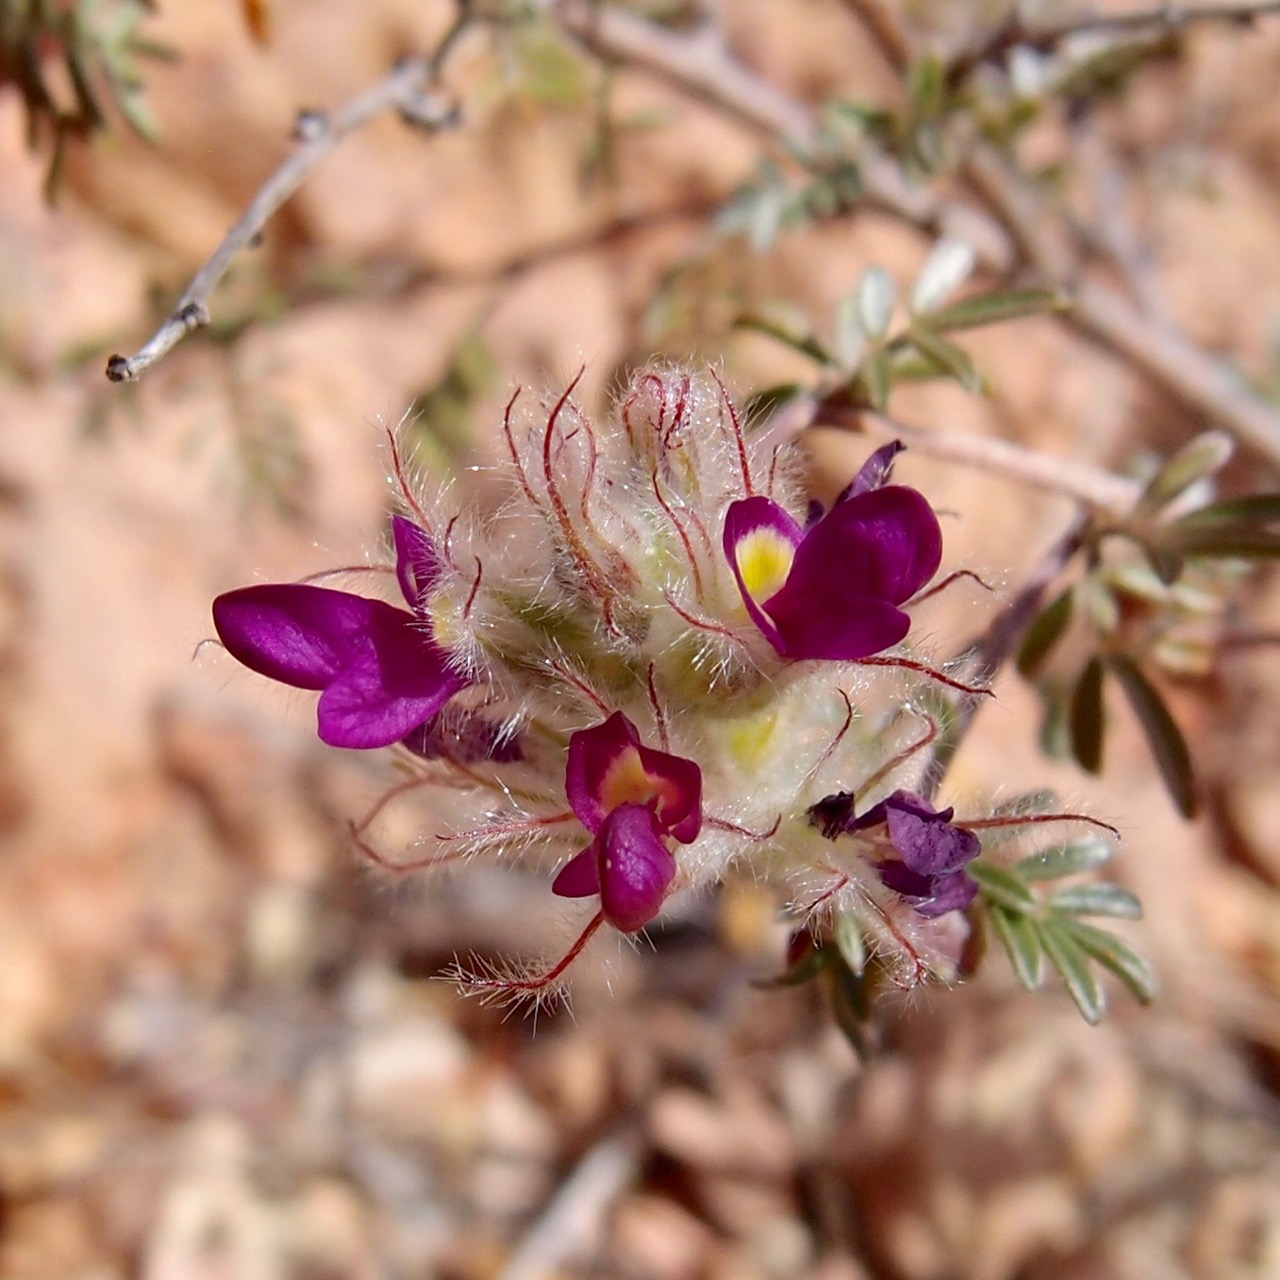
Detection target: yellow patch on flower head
<box><xmin>736</xmin><ymin>528</ymin><xmax>796</xmax><ymax>604</ymax></box>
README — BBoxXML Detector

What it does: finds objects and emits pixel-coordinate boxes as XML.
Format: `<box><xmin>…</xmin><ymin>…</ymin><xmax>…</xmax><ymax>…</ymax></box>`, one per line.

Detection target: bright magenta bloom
<box><xmin>552</xmin><ymin>712</ymin><xmax>702</xmax><ymax>932</ymax></box>
<box><xmin>723</xmin><ymin>444</ymin><xmax>941</xmax><ymax>661</ymax></box>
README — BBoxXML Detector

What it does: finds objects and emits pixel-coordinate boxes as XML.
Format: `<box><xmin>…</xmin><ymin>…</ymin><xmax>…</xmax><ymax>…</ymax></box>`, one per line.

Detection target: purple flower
<box><xmin>813</xmin><ymin>789</ymin><xmax>980</xmax><ymax>918</ymax></box>
<box><xmin>722</xmin><ymin>448</ymin><xmax>941</xmax><ymax>662</ymax></box>
<box><xmin>552</xmin><ymin>712</ymin><xmax>702</xmax><ymax>932</ymax></box>
<box><xmin>212</xmin><ymin>517</ymin><xmax>468</xmax><ymax>749</ymax></box>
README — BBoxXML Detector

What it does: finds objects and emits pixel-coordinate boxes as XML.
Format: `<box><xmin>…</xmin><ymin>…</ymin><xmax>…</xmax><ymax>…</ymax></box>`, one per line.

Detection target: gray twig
<box><xmin>105</xmin><ymin>23</ymin><xmax>468</xmax><ymax>383</ymax></box>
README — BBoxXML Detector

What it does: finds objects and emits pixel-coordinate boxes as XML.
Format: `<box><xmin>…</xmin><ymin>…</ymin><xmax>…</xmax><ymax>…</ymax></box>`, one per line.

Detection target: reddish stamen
<box><xmin>907</xmin><ymin>569</ymin><xmax>994</xmax><ymax>608</ymax></box>
<box><xmin>386</xmin><ymin>428</ymin><xmax>433</xmax><ymax>533</ymax></box>
<box><xmin>855</xmin><ymin>655</ymin><xmax>992</xmax><ymax>698</ymax></box>
<box><xmin>465</xmin><ymin>912</ymin><xmax>606</xmax><ymax>995</ymax></box>
<box><xmin>646</xmin><ymin>664</ymin><xmax>670</xmax><ymax>751</ymax></box>
<box><xmin>958</xmin><ymin>811</ymin><xmax>1121</xmax><ymax>838</ymax></box>
<box><xmin>857</xmin><ymin>711</ymin><xmax>940</xmax><ymax>797</ymax></box>
<box><xmin>706</xmin><ymin>814</ymin><xmax>782</xmax><ymax>841</ymax></box>
<box><xmin>711</xmin><ymin>367</ymin><xmax>753</xmax><ymax>496</ymax></box>
<box><xmin>503</xmin><ymin>386</ymin><xmax>542</xmax><ymax>510</ymax></box>
<box><xmin>651</xmin><ymin>467</ymin><xmax>704</xmax><ymax>597</ymax></box>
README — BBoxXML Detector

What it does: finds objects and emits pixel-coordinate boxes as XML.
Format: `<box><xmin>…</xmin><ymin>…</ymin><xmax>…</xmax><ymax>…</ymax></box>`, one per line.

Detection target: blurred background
<box><xmin>1</xmin><ymin>1</ymin><xmax>1279</xmax><ymax>1276</ymax></box>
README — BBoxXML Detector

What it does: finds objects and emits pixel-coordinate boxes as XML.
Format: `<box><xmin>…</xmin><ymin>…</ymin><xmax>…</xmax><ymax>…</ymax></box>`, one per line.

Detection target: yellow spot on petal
<box><xmin>600</xmin><ymin>746</ymin><xmax>682</xmax><ymax>817</ymax></box>
<box><xmin>736</xmin><ymin>528</ymin><xmax>795</xmax><ymax>603</ymax></box>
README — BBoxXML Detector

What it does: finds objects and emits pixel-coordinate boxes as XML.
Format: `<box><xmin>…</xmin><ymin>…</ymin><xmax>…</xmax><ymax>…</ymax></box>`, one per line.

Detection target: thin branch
<box><xmin>948</xmin><ymin>1</ymin><xmax>1280</xmax><ymax>85</ymax></box>
<box><xmin>554</xmin><ymin>1</ymin><xmax>1280</xmax><ymax>464</ymax></box>
<box><xmin>105</xmin><ymin>19</ymin><xmax>469</xmax><ymax>383</ymax></box>
<box><xmin>854</xmin><ymin>409</ymin><xmax>1143</xmax><ymax>514</ymax></box>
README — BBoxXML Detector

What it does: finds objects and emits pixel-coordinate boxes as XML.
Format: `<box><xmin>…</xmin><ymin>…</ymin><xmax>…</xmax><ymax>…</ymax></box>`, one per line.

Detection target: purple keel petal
<box><xmin>877</xmin><ymin>861</ymin><xmax>978</xmax><ymax>918</ymax></box>
<box><xmin>595</xmin><ymin>803</ymin><xmax>677</xmax><ymax>932</ymax></box>
<box><xmin>884</xmin><ymin>797</ymin><xmax>981</xmax><ymax>875</ymax></box>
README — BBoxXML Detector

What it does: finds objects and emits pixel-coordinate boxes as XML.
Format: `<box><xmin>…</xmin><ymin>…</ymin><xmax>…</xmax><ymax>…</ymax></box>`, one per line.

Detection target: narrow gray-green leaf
<box><xmin>833</xmin><ymin>292</ymin><xmax>869</xmax><ymax>369</ymax></box>
<box><xmin>911</xmin><ymin>238</ymin><xmax>975</xmax><ymax>313</ymax></box>
<box><xmin>856</xmin><ymin>266</ymin><xmax>896</xmax><ymax>340</ymax></box>
<box><xmin>745</xmin><ymin>382</ymin><xmax>807</xmax><ymax>423</ymax></box>
<box><xmin>1016</xmin><ymin>837</ymin><xmax>1115</xmax><ymax>881</ymax></box>
<box><xmin>907</xmin><ymin>324</ymin><xmax>981</xmax><ymax>391</ymax></box>
<box><xmin>1042</xmin><ymin>922</ymin><xmax>1107</xmax><ymax>1024</ymax></box>
<box><xmin>859</xmin><ymin>350</ymin><xmax>891</xmax><ymax>410</ymax></box>
<box><xmin>927</xmin><ymin>288</ymin><xmax>1065</xmax><ymax>333</ymax></box>
<box><xmin>968</xmin><ymin>860</ymin><xmax>1038</xmax><ymax>914</ymax></box>
<box><xmin>1175</xmin><ymin>494</ymin><xmax>1280</xmax><ymax>528</ymax></box>
<box><xmin>832</xmin><ymin>908</ymin><xmax>866</xmax><ymax>976</ymax></box>
<box><xmin>1057</xmin><ymin>919</ymin><xmax>1158</xmax><ymax>1005</ymax></box>
<box><xmin>1136</xmin><ymin>431</ymin><xmax>1234</xmax><ymax>516</ymax></box>
<box><xmin>990</xmin><ymin>905</ymin><xmax>1046</xmax><ymax>990</ymax></box>
<box><xmin>1107</xmin><ymin>654</ymin><xmax>1196</xmax><ymax>818</ymax></box>
<box><xmin>1173</xmin><ymin>527</ymin><xmax>1280</xmax><ymax>560</ymax></box>
<box><xmin>1017</xmin><ymin>587</ymin><xmax>1075</xmax><ymax>678</ymax></box>
<box><xmin>1069</xmin><ymin>656</ymin><xmax>1106</xmax><ymax>775</ymax></box>
<box><xmin>1048</xmin><ymin>882</ymin><xmax>1143</xmax><ymax>919</ymax></box>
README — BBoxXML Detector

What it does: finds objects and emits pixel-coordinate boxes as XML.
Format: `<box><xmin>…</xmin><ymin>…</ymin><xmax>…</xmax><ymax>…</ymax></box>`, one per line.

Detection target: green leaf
<box><xmin>1057</xmin><ymin>919</ymin><xmax>1158</xmax><ymax>1005</ymax></box>
<box><xmin>969</xmin><ymin>860</ymin><xmax>1038</xmax><ymax>914</ymax></box>
<box><xmin>1016</xmin><ymin>837</ymin><xmax>1114</xmax><ymax>881</ymax></box>
<box><xmin>1016</xmin><ymin>587</ymin><xmax>1075</xmax><ymax>678</ymax></box>
<box><xmin>1069</xmin><ymin>656</ymin><xmax>1106</xmax><ymax>774</ymax></box>
<box><xmin>855</xmin><ymin>267</ymin><xmax>896</xmax><ymax>340</ymax></box>
<box><xmin>911</xmin><ymin>239</ymin><xmax>975</xmax><ymax>313</ymax></box>
<box><xmin>833</xmin><ymin>292</ymin><xmax>869</xmax><ymax>369</ymax></box>
<box><xmin>906</xmin><ymin>324</ymin><xmax>981</xmax><ymax>391</ymax></box>
<box><xmin>926</xmin><ymin>288</ymin><xmax>1066</xmax><ymax>332</ymax></box>
<box><xmin>832</xmin><ymin>909</ymin><xmax>866</xmax><ymax>976</ymax></box>
<box><xmin>858</xmin><ymin>350</ymin><xmax>891</xmax><ymax>410</ymax></box>
<box><xmin>745</xmin><ymin>382</ymin><xmax>807</xmax><ymax>423</ymax></box>
<box><xmin>1041</xmin><ymin>922</ymin><xmax>1106</xmax><ymax>1024</ymax></box>
<box><xmin>825</xmin><ymin>954</ymin><xmax>878</xmax><ymax>1058</ymax></box>
<box><xmin>1136</xmin><ymin>431</ymin><xmax>1234</xmax><ymax>516</ymax></box>
<box><xmin>989</xmin><ymin>905</ymin><xmax>1046</xmax><ymax>990</ymax></box>
<box><xmin>1174</xmin><ymin>494</ymin><xmax>1280</xmax><ymax>527</ymax></box>
<box><xmin>1172</xmin><ymin>527</ymin><xmax>1280</xmax><ymax>560</ymax></box>
<box><xmin>1107</xmin><ymin>655</ymin><xmax>1197</xmax><ymax>818</ymax></box>
<box><xmin>1048</xmin><ymin>883</ymin><xmax>1143</xmax><ymax>920</ymax></box>
<box><xmin>733</xmin><ymin>313</ymin><xmax>834</xmax><ymax>367</ymax></box>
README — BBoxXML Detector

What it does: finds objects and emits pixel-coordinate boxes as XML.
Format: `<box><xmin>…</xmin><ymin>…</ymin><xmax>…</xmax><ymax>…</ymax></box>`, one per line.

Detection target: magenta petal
<box><xmin>565</xmin><ymin>711</ymin><xmax>641</xmax><ymax>833</ymax></box>
<box><xmin>552</xmin><ymin>846</ymin><xmax>601</xmax><ymax>899</ymax></box>
<box><xmin>214</xmin><ymin>584</ymin><xmax>382</xmax><ymax>689</ymax></box>
<box><xmin>392</xmin><ymin>516</ymin><xmax>442</xmax><ymax>609</ymax></box>
<box><xmin>213</xmin><ymin>582</ymin><xmax>466</xmax><ymax>750</ymax></box>
<box><xmin>723</xmin><ymin>496</ymin><xmax>804</xmax><ymax>655</ymax></box>
<box><xmin>641</xmin><ymin>745</ymin><xmax>702</xmax><ymax>843</ymax></box>
<box><xmin>595</xmin><ymin>804</ymin><xmax>677</xmax><ymax>932</ymax></box>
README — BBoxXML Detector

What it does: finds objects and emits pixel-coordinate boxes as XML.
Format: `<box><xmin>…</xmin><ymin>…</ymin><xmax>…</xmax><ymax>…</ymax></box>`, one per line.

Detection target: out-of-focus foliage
<box><xmin>0</xmin><ymin>0</ymin><xmax>170</xmax><ymax>199</ymax></box>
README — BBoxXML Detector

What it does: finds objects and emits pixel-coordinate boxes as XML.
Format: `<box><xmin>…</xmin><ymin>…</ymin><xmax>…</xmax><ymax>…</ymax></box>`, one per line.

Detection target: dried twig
<box><xmin>104</xmin><ymin>19</ymin><xmax>469</xmax><ymax>383</ymax></box>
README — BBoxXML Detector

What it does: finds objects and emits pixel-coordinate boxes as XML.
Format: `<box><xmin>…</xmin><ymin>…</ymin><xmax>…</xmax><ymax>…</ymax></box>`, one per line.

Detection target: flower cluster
<box><xmin>213</xmin><ymin>365</ymin><xmax>997</xmax><ymax>997</ymax></box>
